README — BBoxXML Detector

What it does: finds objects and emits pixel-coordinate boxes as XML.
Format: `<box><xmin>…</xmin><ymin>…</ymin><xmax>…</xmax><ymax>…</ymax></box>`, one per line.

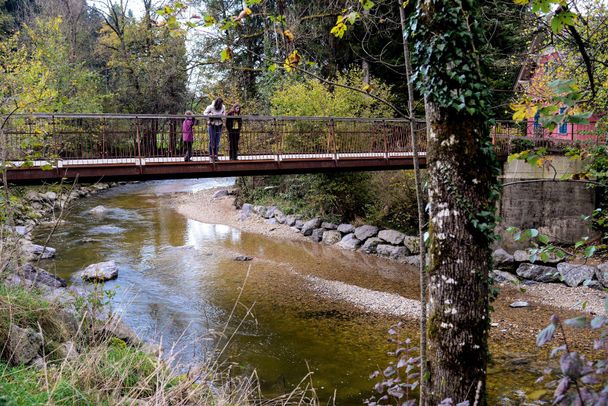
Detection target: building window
<box><xmin>559</xmin><ymin>107</ymin><xmax>568</xmax><ymax>134</ymax></box>
<box><xmin>533</xmin><ymin>111</ymin><xmax>541</xmax><ymax>129</ymax></box>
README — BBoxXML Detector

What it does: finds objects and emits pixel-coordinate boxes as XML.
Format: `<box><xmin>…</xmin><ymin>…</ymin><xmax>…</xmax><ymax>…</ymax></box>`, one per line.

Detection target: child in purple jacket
<box><xmin>182</xmin><ymin>111</ymin><xmax>195</xmax><ymax>162</ymax></box>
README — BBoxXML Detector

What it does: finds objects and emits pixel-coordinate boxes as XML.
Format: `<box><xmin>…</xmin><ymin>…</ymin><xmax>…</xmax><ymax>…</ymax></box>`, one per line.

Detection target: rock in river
<box><xmin>21</xmin><ymin>263</ymin><xmax>66</xmax><ymax>288</ymax></box>
<box><xmin>492</xmin><ymin>249</ymin><xmax>515</xmax><ymax>270</ymax></box>
<box><xmin>360</xmin><ymin>237</ymin><xmax>383</xmax><ymax>254</ymax></box>
<box><xmin>376</xmin><ymin>244</ymin><xmax>409</xmax><ymax>261</ymax></box>
<box><xmin>235</xmin><ymin>255</ymin><xmax>253</xmax><ymax>261</ymax></box>
<box><xmin>301</xmin><ymin>217</ymin><xmax>322</xmax><ymax>236</ymax></box>
<box><xmin>322</xmin><ymin>230</ymin><xmax>342</xmax><ymax>245</ymax></box>
<box><xmin>90</xmin><ymin>205</ymin><xmax>108</xmax><ymax>215</ymax></box>
<box><xmin>337</xmin><ymin>233</ymin><xmax>362</xmax><ymax>250</ymax></box>
<box><xmin>310</xmin><ymin>228</ymin><xmax>324</xmax><ymax>243</ymax></box>
<box><xmin>337</xmin><ymin>223</ymin><xmax>355</xmax><ymax>234</ymax></box>
<box><xmin>596</xmin><ymin>263</ymin><xmax>608</xmax><ymax>288</ymax></box>
<box><xmin>22</xmin><ymin>242</ymin><xmax>56</xmax><ymax>260</ymax></box>
<box><xmin>557</xmin><ymin>263</ymin><xmax>597</xmax><ymax>287</ymax></box>
<box><xmin>354</xmin><ymin>225</ymin><xmax>379</xmax><ymax>241</ymax></box>
<box><xmin>378</xmin><ymin>229</ymin><xmax>405</xmax><ymax>245</ymax></box>
<box><xmin>515</xmin><ymin>263</ymin><xmax>560</xmax><ymax>283</ymax></box>
<box><xmin>74</xmin><ymin>261</ymin><xmax>118</xmax><ymax>283</ymax></box>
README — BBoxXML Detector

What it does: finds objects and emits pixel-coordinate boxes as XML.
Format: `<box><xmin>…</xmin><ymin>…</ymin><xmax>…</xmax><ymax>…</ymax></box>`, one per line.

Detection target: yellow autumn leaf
<box><xmin>283</xmin><ymin>50</ymin><xmax>300</xmax><ymax>73</ymax></box>
<box><xmin>283</xmin><ymin>29</ymin><xmax>294</xmax><ymax>42</ymax></box>
<box><xmin>512</xmin><ymin>0</ymin><xmax>529</xmax><ymax>5</ymax></box>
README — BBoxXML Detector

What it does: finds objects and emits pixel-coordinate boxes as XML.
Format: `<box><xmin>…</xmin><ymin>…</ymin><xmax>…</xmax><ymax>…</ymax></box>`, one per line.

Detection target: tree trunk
<box><xmin>426</xmin><ymin>107</ymin><xmax>493</xmax><ymax>405</ymax></box>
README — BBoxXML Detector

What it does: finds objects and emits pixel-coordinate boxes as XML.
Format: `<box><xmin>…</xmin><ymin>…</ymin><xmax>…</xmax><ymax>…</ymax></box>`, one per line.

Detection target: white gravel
<box><xmin>521</xmin><ymin>282</ymin><xmax>606</xmax><ymax>315</ymax></box>
<box><xmin>303</xmin><ymin>274</ymin><xmax>421</xmax><ymax>318</ymax></box>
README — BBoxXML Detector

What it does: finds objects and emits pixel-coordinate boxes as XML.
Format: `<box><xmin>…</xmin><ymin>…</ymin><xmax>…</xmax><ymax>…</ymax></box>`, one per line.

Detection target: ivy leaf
<box><xmin>567</xmin><ymin>112</ymin><xmax>592</xmax><ymax>125</ymax></box>
<box><xmin>583</xmin><ymin>245</ymin><xmax>596</xmax><ymax>258</ymax></box>
<box><xmin>360</xmin><ymin>0</ymin><xmax>375</xmax><ymax>11</ymax></box>
<box><xmin>203</xmin><ymin>15</ymin><xmax>216</xmax><ymax>26</ymax></box>
<box><xmin>267</xmin><ymin>63</ymin><xmax>277</xmax><ymax>72</ymax></box>
<box><xmin>220</xmin><ymin>48</ymin><xmax>233</xmax><ymax>62</ymax></box>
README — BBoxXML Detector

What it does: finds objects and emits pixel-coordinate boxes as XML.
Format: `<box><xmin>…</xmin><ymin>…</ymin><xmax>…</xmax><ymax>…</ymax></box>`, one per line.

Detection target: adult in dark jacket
<box><xmin>226</xmin><ymin>104</ymin><xmax>242</xmax><ymax>160</ymax></box>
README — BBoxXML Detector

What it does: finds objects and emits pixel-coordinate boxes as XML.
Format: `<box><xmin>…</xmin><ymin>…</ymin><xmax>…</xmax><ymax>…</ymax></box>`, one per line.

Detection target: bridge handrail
<box><xmin>2</xmin><ymin>113</ymin><xmax>421</xmax><ymax>123</ymax></box>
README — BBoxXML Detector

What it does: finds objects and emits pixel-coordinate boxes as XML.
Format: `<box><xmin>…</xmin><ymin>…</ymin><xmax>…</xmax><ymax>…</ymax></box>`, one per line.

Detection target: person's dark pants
<box><xmin>208</xmin><ymin>125</ymin><xmax>222</xmax><ymax>160</ymax></box>
<box><xmin>183</xmin><ymin>141</ymin><xmax>193</xmax><ymax>162</ymax></box>
<box><xmin>228</xmin><ymin>130</ymin><xmax>240</xmax><ymax>160</ymax></box>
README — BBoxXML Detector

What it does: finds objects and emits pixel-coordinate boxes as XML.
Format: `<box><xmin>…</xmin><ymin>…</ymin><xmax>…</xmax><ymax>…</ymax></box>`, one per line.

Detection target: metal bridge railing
<box><xmin>3</xmin><ymin>114</ymin><xmax>605</xmax><ymax>166</ymax></box>
<box><xmin>2</xmin><ymin>114</ymin><xmax>427</xmax><ymax>165</ymax></box>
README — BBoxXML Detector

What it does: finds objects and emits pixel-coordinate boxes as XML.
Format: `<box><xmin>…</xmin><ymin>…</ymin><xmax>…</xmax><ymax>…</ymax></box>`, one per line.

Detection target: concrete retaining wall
<box><xmin>498</xmin><ymin>156</ymin><xmax>597</xmax><ymax>249</ymax></box>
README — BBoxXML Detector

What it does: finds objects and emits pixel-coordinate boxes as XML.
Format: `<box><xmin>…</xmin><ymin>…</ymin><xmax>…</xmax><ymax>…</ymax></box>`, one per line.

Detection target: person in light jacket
<box><xmin>203</xmin><ymin>98</ymin><xmax>225</xmax><ymax>162</ymax></box>
<box><xmin>182</xmin><ymin>111</ymin><xmax>196</xmax><ymax>162</ymax></box>
<box><xmin>226</xmin><ymin>104</ymin><xmax>242</xmax><ymax>160</ymax></box>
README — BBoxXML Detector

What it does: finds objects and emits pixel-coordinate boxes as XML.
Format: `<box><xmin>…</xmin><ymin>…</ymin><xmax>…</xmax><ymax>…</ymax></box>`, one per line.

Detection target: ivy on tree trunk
<box><xmin>408</xmin><ymin>0</ymin><xmax>501</xmax><ymax>403</ymax></box>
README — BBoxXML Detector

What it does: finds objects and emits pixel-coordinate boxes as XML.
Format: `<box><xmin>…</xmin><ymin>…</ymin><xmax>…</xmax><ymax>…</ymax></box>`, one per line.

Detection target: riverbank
<box><xmin>175</xmin><ymin>187</ymin><xmax>607</xmax><ymax>318</ymax></box>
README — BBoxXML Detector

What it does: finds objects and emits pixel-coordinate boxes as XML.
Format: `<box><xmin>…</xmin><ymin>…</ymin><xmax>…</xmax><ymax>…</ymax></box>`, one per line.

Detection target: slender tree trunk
<box><xmin>397</xmin><ymin>3</ymin><xmax>428</xmax><ymax>403</ymax></box>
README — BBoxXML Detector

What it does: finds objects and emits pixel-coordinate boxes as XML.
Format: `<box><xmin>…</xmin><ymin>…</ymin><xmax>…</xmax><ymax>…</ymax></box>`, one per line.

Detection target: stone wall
<box><xmin>498</xmin><ymin>156</ymin><xmax>597</xmax><ymax>249</ymax></box>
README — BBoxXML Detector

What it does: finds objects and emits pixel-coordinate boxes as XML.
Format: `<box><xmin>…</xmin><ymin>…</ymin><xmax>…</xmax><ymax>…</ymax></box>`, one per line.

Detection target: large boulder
<box><xmin>337</xmin><ymin>233</ymin><xmax>362</xmax><ymax>250</ymax></box>
<box><xmin>322</xmin><ymin>230</ymin><xmax>342</xmax><ymax>245</ymax></box>
<box><xmin>360</xmin><ymin>237</ymin><xmax>383</xmax><ymax>254</ymax></box>
<box><xmin>239</xmin><ymin>203</ymin><xmax>253</xmax><ymax>221</ymax></box>
<box><xmin>513</xmin><ymin>250</ymin><xmax>530</xmax><ymax>263</ymax></box>
<box><xmin>294</xmin><ymin>220</ymin><xmax>304</xmax><ymax>230</ymax></box>
<box><xmin>6</xmin><ymin>325</ymin><xmax>42</xmax><ymax>365</ymax></box>
<box><xmin>492</xmin><ymin>249</ymin><xmax>515</xmax><ymax>271</ymax></box>
<box><xmin>22</xmin><ymin>242</ymin><xmax>56</xmax><ymax>260</ymax></box>
<box><xmin>310</xmin><ymin>228</ymin><xmax>325</xmax><ymax>243</ymax></box>
<box><xmin>74</xmin><ymin>261</ymin><xmax>118</xmax><ymax>283</ymax></box>
<box><xmin>557</xmin><ymin>263</ymin><xmax>597</xmax><ymax>287</ymax></box>
<box><xmin>274</xmin><ymin>210</ymin><xmax>287</xmax><ymax>224</ymax></box>
<box><xmin>354</xmin><ymin>225</ymin><xmax>379</xmax><ymax>241</ymax></box>
<box><xmin>516</xmin><ymin>263</ymin><xmax>560</xmax><ymax>283</ymax></box>
<box><xmin>21</xmin><ymin>263</ymin><xmax>66</xmax><ymax>288</ymax></box>
<box><xmin>492</xmin><ymin>270</ymin><xmax>520</xmax><ymax>284</ymax></box>
<box><xmin>262</xmin><ymin>206</ymin><xmax>278</xmax><ymax>219</ymax></box>
<box><xmin>43</xmin><ymin>191</ymin><xmax>57</xmax><ymax>202</ymax></box>
<box><xmin>378</xmin><ymin>229</ymin><xmax>405</xmax><ymax>245</ymax></box>
<box><xmin>596</xmin><ymin>263</ymin><xmax>608</xmax><ymax>288</ymax></box>
<box><xmin>321</xmin><ymin>222</ymin><xmax>338</xmax><ymax>230</ymax></box>
<box><xmin>285</xmin><ymin>215</ymin><xmax>300</xmax><ymax>227</ymax></box>
<box><xmin>301</xmin><ymin>218</ymin><xmax>322</xmax><ymax>236</ymax></box>
<box><xmin>376</xmin><ymin>244</ymin><xmax>409</xmax><ymax>261</ymax></box>
<box><xmin>402</xmin><ymin>236</ymin><xmax>420</xmax><ymax>254</ymax></box>
<box><xmin>337</xmin><ymin>224</ymin><xmax>355</xmax><ymax>234</ymax></box>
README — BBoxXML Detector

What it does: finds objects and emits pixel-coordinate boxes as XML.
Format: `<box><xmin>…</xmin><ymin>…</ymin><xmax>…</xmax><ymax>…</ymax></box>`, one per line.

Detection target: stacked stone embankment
<box><xmin>239</xmin><ymin>203</ymin><xmax>422</xmax><ymax>266</ymax></box>
<box><xmin>492</xmin><ymin>248</ymin><xmax>608</xmax><ymax>290</ymax></box>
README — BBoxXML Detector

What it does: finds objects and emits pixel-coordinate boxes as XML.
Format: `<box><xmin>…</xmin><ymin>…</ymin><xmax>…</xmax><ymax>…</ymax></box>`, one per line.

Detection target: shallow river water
<box><xmin>33</xmin><ymin>179</ymin><xmax>558</xmax><ymax>404</ymax></box>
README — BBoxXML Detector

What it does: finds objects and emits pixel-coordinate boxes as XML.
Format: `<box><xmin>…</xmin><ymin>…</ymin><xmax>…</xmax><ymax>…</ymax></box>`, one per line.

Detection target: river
<box><xmin>33</xmin><ymin>178</ymin><xmax>564</xmax><ymax>404</ymax></box>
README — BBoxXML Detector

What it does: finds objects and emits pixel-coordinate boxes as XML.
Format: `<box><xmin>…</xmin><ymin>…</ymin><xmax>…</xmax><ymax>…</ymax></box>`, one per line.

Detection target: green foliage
<box><xmin>270</xmin><ymin>70</ymin><xmax>393</xmax><ymax>118</ymax></box>
<box><xmin>407</xmin><ymin>0</ymin><xmax>492</xmax><ymax>117</ymax></box>
<box><xmin>0</xmin><ymin>282</ymin><xmax>70</xmax><ymax>357</ymax></box>
<box><xmin>0</xmin><ymin>17</ymin><xmax>105</xmax><ymax>113</ymax></box>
